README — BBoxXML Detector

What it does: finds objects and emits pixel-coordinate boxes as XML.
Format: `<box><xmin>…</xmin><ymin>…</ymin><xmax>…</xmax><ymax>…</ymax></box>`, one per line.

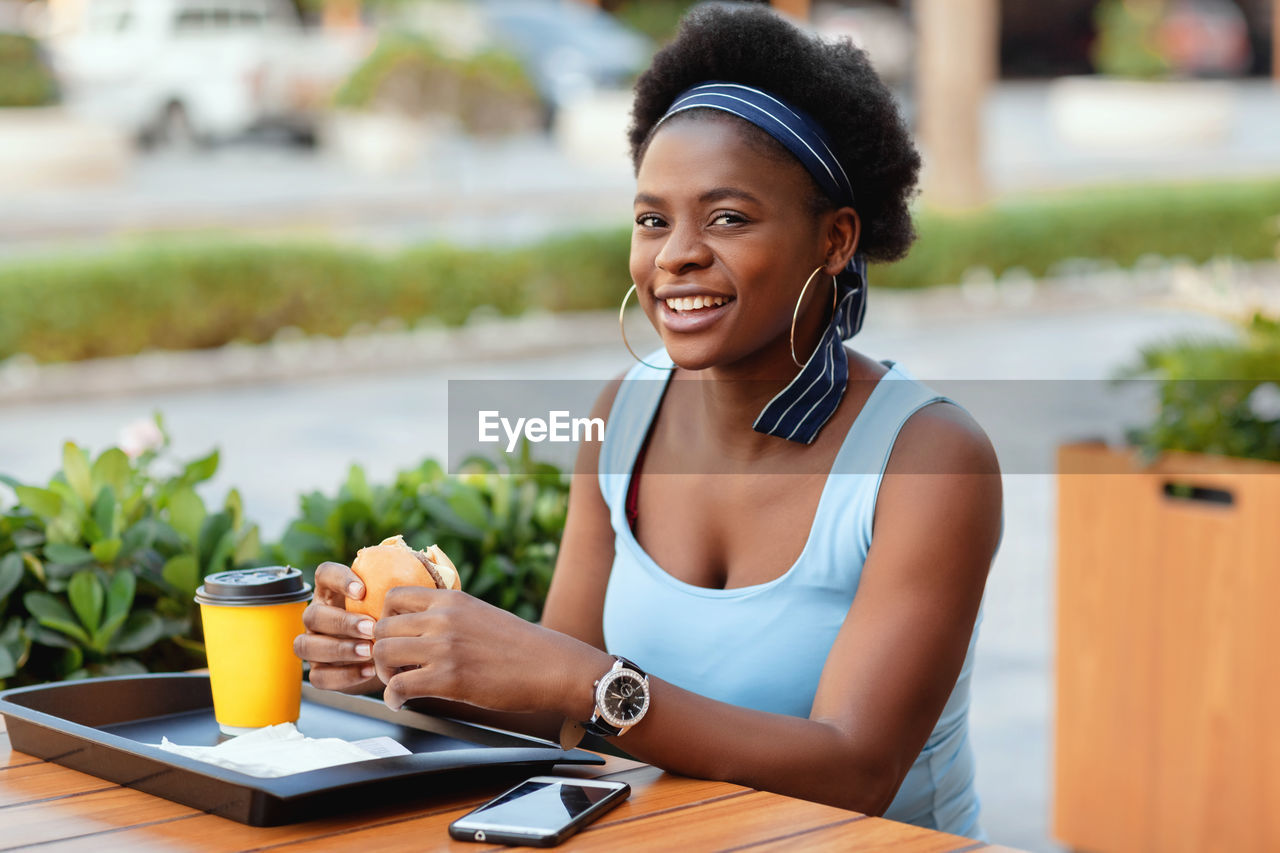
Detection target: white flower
<box><xmin>119</xmin><ymin>418</ymin><xmax>164</xmax><ymax>458</ymax></box>
<box><xmin>1246</xmin><ymin>382</ymin><xmax>1280</xmax><ymax>422</ymax></box>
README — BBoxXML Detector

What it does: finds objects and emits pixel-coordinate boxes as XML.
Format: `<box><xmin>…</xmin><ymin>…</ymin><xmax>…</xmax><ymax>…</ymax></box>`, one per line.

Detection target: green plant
<box><xmin>333</xmin><ymin>33</ymin><xmax>538</xmax><ymax>134</ymax></box>
<box><xmin>1092</xmin><ymin>0</ymin><xmax>1170</xmax><ymax>79</ymax></box>
<box><xmin>274</xmin><ymin>446</ymin><xmax>568</xmax><ymax>622</ymax></box>
<box><xmin>0</xmin><ymin>417</ymin><xmax>262</xmax><ymax>686</ymax></box>
<box><xmin>611</xmin><ymin>0</ymin><xmax>694</xmax><ymax>44</ymax></box>
<box><xmin>0</xmin><ymin>33</ymin><xmax>59</xmax><ymax>108</ymax></box>
<box><xmin>1119</xmin><ymin>313</ymin><xmax>1280</xmax><ymax>463</ymax></box>
<box><xmin>334</xmin><ymin>32</ymin><xmax>458</xmax><ymax>117</ymax></box>
<box><xmin>2</xmin><ymin>177</ymin><xmax>1277</xmax><ymax>365</ymax></box>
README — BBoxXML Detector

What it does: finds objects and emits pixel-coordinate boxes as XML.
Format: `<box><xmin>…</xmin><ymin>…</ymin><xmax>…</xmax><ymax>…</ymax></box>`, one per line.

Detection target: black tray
<box><xmin>0</xmin><ymin>673</ymin><xmax>602</xmax><ymax>826</ymax></box>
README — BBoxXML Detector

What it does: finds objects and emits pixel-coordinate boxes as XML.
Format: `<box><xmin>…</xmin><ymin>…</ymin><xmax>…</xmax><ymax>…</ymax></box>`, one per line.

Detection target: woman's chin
<box><xmin>660</xmin><ymin>338</ymin><xmax>723</xmax><ymax>373</ymax></box>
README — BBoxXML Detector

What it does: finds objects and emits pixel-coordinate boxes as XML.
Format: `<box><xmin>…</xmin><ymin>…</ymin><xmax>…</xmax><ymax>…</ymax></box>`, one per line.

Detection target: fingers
<box><xmin>314</xmin><ymin>561</ymin><xmax>365</xmax><ymax>607</ymax></box>
<box><xmin>308</xmin><ymin>662</ymin><xmax>378</xmax><ymax>694</ymax></box>
<box><xmin>369</xmin><ymin>633</ymin><xmax>437</xmax><ymax>685</ymax></box>
<box><xmin>383</xmin><ymin>663</ymin><xmax>450</xmax><ymax>712</ymax></box>
<box><xmin>303</xmin><ymin>600</ymin><xmax>375</xmax><ymax>640</ymax></box>
<box><xmin>294</xmin><ymin>630</ymin><xmax>374</xmax><ymax>666</ymax></box>
<box><xmin>382</xmin><ymin>585</ymin><xmax>452</xmax><ymax>618</ymax></box>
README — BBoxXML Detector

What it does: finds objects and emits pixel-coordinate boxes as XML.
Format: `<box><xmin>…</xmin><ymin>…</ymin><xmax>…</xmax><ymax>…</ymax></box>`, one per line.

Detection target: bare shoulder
<box><xmin>887</xmin><ymin>398</ymin><xmax>1001</xmax><ymax>478</ymax></box>
<box><xmin>870</xmin><ymin>399</ymin><xmax>1002</xmax><ymax>568</ymax></box>
<box><xmin>590</xmin><ymin>373</ymin><xmax>627</xmax><ymax>421</ymax></box>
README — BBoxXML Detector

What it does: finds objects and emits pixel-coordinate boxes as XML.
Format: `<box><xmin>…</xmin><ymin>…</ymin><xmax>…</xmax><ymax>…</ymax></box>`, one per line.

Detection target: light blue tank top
<box><xmin>598</xmin><ymin>349</ymin><xmax>989</xmax><ymax>840</ymax></box>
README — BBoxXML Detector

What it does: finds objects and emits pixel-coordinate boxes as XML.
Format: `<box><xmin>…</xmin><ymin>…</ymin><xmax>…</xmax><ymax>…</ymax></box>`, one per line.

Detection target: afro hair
<box><xmin>628</xmin><ymin>4</ymin><xmax>921</xmax><ymax>263</ymax></box>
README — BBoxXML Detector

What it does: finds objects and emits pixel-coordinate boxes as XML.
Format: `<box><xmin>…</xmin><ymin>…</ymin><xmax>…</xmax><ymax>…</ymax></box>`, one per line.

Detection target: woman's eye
<box><xmin>712</xmin><ymin>212</ymin><xmax>746</xmax><ymax>226</ymax></box>
<box><xmin>636</xmin><ymin>214</ymin><xmax>665</xmax><ymax>228</ymax></box>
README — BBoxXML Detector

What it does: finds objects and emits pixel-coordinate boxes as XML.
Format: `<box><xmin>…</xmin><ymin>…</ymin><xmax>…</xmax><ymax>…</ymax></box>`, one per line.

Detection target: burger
<box><xmin>348</xmin><ymin>534</ymin><xmax>461</xmax><ymax>620</ymax></box>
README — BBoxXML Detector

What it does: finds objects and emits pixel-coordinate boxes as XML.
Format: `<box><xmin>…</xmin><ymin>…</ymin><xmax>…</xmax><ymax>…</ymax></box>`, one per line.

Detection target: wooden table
<box><xmin>0</xmin><ymin>714</ymin><xmax>1022</xmax><ymax>852</ymax></box>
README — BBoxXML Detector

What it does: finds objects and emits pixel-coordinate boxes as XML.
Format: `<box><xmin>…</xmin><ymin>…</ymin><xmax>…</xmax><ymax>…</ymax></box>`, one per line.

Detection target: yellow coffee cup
<box><xmin>195</xmin><ymin>567</ymin><xmax>313</xmax><ymax>735</ymax></box>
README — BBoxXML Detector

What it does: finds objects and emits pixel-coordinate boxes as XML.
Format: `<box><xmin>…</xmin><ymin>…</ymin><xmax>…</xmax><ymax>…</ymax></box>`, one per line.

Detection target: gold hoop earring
<box><xmin>790</xmin><ymin>266</ymin><xmax>839</xmax><ymax>368</ymax></box>
<box><xmin>619</xmin><ymin>284</ymin><xmax>675</xmax><ymax>371</ymax></box>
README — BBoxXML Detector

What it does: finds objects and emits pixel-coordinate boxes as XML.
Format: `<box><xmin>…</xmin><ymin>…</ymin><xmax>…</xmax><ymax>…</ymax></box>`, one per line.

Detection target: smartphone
<box><xmin>448</xmin><ymin>775</ymin><xmax>630</xmax><ymax>847</ymax></box>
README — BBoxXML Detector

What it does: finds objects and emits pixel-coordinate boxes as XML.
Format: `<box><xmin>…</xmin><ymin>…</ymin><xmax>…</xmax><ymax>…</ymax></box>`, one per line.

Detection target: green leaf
<box><xmin>168</xmin><ymin>487</ymin><xmax>206</xmax><ymax>544</ymax></box>
<box><xmin>0</xmin><ymin>644</ymin><xmax>15</xmax><ymax>679</ymax></box>
<box><xmin>0</xmin><ymin>552</ymin><xmax>23</xmax><ymax>603</ymax></box>
<box><xmin>447</xmin><ymin>486</ymin><xmax>492</xmax><ymax>531</ymax></box>
<box><xmin>91</xmin><ymin>658</ymin><xmax>147</xmax><ymax>677</ymax></box>
<box><xmin>26</xmin><ymin>620</ymin><xmax>77</xmax><ymax>649</ymax></box>
<box><xmin>90</xmin><ymin>487</ymin><xmax>120</xmax><ymax>543</ymax></box>
<box><xmin>68</xmin><ymin>569</ymin><xmax>104</xmax><ymax>635</ymax></box>
<box><xmin>62</xmin><ymin>442</ymin><xmax>94</xmax><ymax>504</ymax></box>
<box><xmin>23</xmin><ymin>592</ymin><xmax>91</xmax><ymax>645</ymax></box>
<box><xmin>206</xmin><ymin>529</ymin><xmax>236</xmax><ymax>576</ymax></box>
<box><xmin>197</xmin><ymin>512</ymin><xmax>234</xmax><ymax>573</ymax></box>
<box><xmin>233</xmin><ymin>525</ymin><xmax>262</xmax><ymax>565</ymax></box>
<box><xmin>45</xmin><ymin>508</ymin><xmax>84</xmax><ymax>547</ymax></box>
<box><xmin>91</xmin><ymin>448</ymin><xmax>132</xmax><ymax>498</ymax></box>
<box><xmin>418</xmin><ymin>494</ymin><xmax>485</xmax><ymax>540</ymax></box>
<box><xmin>225</xmin><ymin>488</ymin><xmax>244</xmax><ymax>531</ymax></box>
<box><xmin>110</xmin><ymin>611</ymin><xmax>165</xmax><ymax>654</ymax></box>
<box><xmin>100</xmin><ymin>569</ymin><xmax>136</xmax><ymax>646</ymax></box>
<box><xmin>14</xmin><ymin>486</ymin><xmax>63</xmax><ymax>522</ymax></box>
<box><xmin>21</xmin><ymin>552</ymin><xmax>44</xmax><ymax>583</ymax></box>
<box><xmin>121</xmin><ymin>518</ymin><xmax>183</xmax><ymax>555</ymax></box>
<box><xmin>182</xmin><ymin>449</ymin><xmax>220</xmax><ymax>485</ymax></box>
<box><xmin>44</xmin><ymin>543</ymin><xmax>94</xmax><ymax>566</ymax></box>
<box><xmin>162</xmin><ymin>555</ymin><xmax>199</xmax><ymax>599</ymax></box>
<box><xmin>91</xmin><ymin>538</ymin><xmax>122</xmax><ymax>564</ymax></box>
<box><xmin>345</xmin><ymin>464</ymin><xmax>373</xmax><ymax>505</ymax></box>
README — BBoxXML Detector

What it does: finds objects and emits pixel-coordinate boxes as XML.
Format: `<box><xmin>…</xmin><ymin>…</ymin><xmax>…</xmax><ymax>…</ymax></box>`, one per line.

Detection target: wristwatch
<box><xmin>559</xmin><ymin>656</ymin><xmax>650</xmax><ymax>750</ymax></box>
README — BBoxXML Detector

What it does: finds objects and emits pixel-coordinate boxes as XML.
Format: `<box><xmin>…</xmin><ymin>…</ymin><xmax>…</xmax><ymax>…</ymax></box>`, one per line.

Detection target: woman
<box><xmin>295</xmin><ymin>5</ymin><xmax>1001</xmax><ymax>839</ymax></box>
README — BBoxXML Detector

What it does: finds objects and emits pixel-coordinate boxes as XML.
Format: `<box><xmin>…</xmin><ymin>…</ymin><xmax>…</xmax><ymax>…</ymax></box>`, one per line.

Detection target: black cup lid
<box><xmin>194</xmin><ymin>567</ymin><xmax>312</xmax><ymax>606</ymax></box>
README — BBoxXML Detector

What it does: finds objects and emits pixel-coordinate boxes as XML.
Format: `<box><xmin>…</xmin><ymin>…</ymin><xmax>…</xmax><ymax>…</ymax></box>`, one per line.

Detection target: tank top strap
<box><xmin>599</xmin><ymin>349</ymin><xmax>674</xmax><ymax>512</ymax></box>
<box><xmin>834</xmin><ymin>361</ymin><xmax>952</xmax><ymax>477</ymax></box>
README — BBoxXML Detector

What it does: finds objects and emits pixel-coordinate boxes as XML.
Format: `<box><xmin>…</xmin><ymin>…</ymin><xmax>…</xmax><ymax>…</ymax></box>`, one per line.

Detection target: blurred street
<box><xmin>4</xmin><ymin>80</ymin><xmax>1280</xmax><ymax>259</ymax></box>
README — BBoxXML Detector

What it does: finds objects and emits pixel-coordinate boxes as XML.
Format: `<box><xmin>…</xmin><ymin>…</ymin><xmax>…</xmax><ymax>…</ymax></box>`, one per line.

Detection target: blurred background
<box><xmin>2</xmin><ymin>1</ymin><xmax>1279</xmax><ymax>851</ymax></box>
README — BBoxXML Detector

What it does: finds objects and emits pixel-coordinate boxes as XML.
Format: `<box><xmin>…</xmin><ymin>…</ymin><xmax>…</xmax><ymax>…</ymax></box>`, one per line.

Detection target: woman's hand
<box><xmin>373</xmin><ymin>587</ymin><xmax>611</xmax><ymax>715</ymax></box>
<box><xmin>293</xmin><ymin>561</ymin><xmax>382</xmax><ymax>695</ymax></box>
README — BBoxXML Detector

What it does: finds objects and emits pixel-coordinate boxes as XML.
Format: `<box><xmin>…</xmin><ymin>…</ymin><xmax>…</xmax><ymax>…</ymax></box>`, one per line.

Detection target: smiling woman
<box><xmin>295</xmin><ymin>4</ymin><xmax>1002</xmax><ymax>844</ymax></box>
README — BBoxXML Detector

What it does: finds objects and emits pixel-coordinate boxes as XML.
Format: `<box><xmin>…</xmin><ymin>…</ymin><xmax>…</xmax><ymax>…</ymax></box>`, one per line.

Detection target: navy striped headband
<box><xmin>656</xmin><ymin>81</ymin><xmax>869</xmax><ymax>445</ymax></box>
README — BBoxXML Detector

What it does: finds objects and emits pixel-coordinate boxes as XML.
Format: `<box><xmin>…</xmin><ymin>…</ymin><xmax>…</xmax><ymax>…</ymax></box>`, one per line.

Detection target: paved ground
<box><xmin>0</xmin><ymin>291</ymin><xmax>1241</xmax><ymax>852</ymax></box>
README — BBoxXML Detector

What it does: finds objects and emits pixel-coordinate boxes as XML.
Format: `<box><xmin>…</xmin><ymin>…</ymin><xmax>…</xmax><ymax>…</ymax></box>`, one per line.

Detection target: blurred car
<box><xmin>1158</xmin><ymin>0</ymin><xmax>1252</xmax><ymax>76</ymax></box>
<box><xmin>477</xmin><ymin>0</ymin><xmax>651</xmax><ymax>125</ymax></box>
<box><xmin>47</xmin><ymin>0</ymin><xmax>369</xmax><ymax>146</ymax></box>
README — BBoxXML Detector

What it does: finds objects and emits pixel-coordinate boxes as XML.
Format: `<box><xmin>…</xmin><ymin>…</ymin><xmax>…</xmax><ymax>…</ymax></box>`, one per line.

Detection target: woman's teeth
<box><xmin>664</xmin><ymin>295</ymin><xmax>731</xmax><ymax>312</ymax></box>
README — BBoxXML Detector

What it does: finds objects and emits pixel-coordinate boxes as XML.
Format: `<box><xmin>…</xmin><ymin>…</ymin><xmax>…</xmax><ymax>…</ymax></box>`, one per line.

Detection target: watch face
<box><xmin>597</xmin><ymin>668</ymin><xmax>649</xmax><ymax>729</ymax></box>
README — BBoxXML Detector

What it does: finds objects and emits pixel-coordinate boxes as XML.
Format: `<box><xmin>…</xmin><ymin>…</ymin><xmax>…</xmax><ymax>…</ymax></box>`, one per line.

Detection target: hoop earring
<box><xmin>790</xmin><ymin>266</ymin><xmax>839</xmax><ymax>368</ymax></box>
<box><xmin>619</xmin><ymin>284</ymin><xmax>675</xmax><ymax>371</ymax></box>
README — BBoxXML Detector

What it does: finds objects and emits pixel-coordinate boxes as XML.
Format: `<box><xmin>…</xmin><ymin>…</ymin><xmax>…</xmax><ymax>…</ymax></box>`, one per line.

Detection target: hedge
<box><xmin>2</xmin><ymin>178</ymin><xmax>1276</xmax><ymax>363</ymax></box>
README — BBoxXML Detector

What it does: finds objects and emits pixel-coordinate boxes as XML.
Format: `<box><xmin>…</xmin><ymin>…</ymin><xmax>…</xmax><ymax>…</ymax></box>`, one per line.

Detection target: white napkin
<box><xmin>154</xmin><ymin>723</ymin><xmax>411</xmax><ymax>778</ymax></box>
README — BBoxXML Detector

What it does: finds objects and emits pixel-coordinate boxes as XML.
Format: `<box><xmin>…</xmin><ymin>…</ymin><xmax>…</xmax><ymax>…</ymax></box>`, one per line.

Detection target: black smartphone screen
<box><xmin>462</xmin><ymin>780</ymin><xmax>615</xmax><ymax>831</ymax></box>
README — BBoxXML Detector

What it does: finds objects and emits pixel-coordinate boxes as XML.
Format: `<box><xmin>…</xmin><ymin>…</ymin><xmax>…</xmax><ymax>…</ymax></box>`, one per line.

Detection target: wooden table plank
<box><xmin>0</xmin><ymin>786</ymin><xmax>200</xmax><ymax>848</ymax></box>
<box><xmin>19</xmin><ymin>756</ymin><xmax>658</xmax><ymax>853</ymax></box>
<box><xmin>0</xmin><ymin>708</ymin><xmax>1025</xmax><ymax>853</ymax></box>
<box><xmin>0</xmin><ymin>762</ymin><xmax>117</xmax><ymax>807</ymax></box>
<box><xmin>524</xmin><ymin>789</ymin><xmax>859</xmax><ymax>853</ymax></box>
<box><xmin>250</xmin><ymin>765</ymin><xmax>741</xmax><ymax>853</ymax></box>
<box><xmin>730</xmin><ymin>814</ymin><xmax>986</xmax><ymax>852</ymax></box>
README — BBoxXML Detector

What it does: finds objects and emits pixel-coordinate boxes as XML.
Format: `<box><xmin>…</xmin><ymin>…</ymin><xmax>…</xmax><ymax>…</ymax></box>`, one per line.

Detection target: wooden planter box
<box><xmin>1054</xmin><ymin>442</ymin><xmax>1280</xmax><ymax>852</ymax></box>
